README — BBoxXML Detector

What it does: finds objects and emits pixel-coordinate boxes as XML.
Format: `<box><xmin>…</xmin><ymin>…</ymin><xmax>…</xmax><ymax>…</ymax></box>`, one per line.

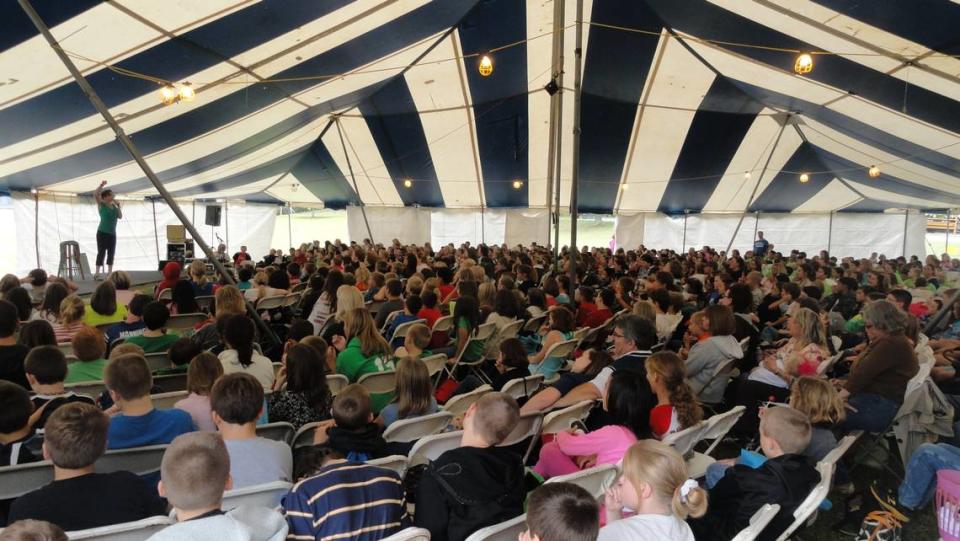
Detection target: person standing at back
<box><xmin>752</xmin><ymin>231</ymin><xmax>770</xmax><ymax>259</ymax></box>
<box><xmin>93</xmin><ymin>181</ymin><xmax>122</xmax><ymax>279</ymax></box>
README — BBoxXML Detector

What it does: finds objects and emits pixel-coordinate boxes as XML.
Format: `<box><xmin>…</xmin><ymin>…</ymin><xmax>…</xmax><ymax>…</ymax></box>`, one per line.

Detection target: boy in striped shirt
<box><xmin>282</xmin><ymin>386</ymin><xmax>408</xmax><ymax>540</ymax></box>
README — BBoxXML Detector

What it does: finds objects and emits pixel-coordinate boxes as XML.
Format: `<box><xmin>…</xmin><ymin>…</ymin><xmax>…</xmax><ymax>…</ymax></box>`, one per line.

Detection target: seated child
<box><xmin>0</xmin><ymin>519</ymin><xmax>67</xmax><ymax>540</ymax></box>
<box><xmin>8</xmin><ymin>403</ymin><xmax>166</xmax><ymax>531</ymax></box>
<box><xmin>600</xmin><ymin>440</ymin><xmax>707</xmax><ymax>540</ymax></box>
<box><xmin>376</xmin><ymin>357</ymin><xmax>437</xmax><ymax>428</ymax></box>
<box><xmin>393</xmin><ymin>323</ymin><xmax>431</xmax><ymax>359</ymax></box>
<box><xmin>453</xmin><ymin>338</ymin><xmax>531</xmax><ymax>397</ymax></box>
<box><xmin>691</xmin><ymin>406</ymin><xmax>819</xmax><ymax>541</ymax></box>
<box><xmin>64</xmin><ymin>326</ymin><xmax>108</xmax><ymax>384</ymax></box>
<box><xmin>124</xmin><ymin>302</ymin><xmax>180</xmax><ymax>354</ymax></box>
<box><xmin>155</xmin><ymin>338</ymin><xmax>201</xmax><ymax>376</ymax></box>
<box><xmin>522</xmin><ymin>482</ymin><xmax>599</xmax><ymax>541</ymax></box>
<box><xmin>385</xmin><ymin>295</ymin><xmax>423</xmax><ymax>344</ymax></box>
<box><xmin>104</xmin><ymin>354</ymin><xmax>194</xmax><ymax>449</ymax></box>
<box><xmin>211</xmin><ymin>373</ymin><xmax>292</xmax><ymax>488</ymax></box>
<box><xmin>104</xmin><ymin>294</ymin><xmax>150</xmax><ymax>351</ymax></box>
<box><xmin>789</xmin><ymin>377</ymin><xmax>844</xmax><ymax>462</ymax></box>
<box><xmin>0</xmin><ymin>299</ymin><xmax>29</xmax><ymax>389</ymax></box>
<box><xmin>0</xmin><ymin>380</ymin><xmax>42</xmax><ymax>466</ymax></box>
<box><xmin>174</xmin><ymin>352</ymin><xmax>223</xmax><ymax>431</ymax></box>
<box><xmin>24</xmin><ymin>346</ymin><xmax>95</xmax><ymax>429</ymax></box>
<box><xmin>645</xmin><ymin>352</ymin><xmax>704</xmax><ymax>439</ymax></box>
<box><xmin>415</xmin><ymin>392</ymin><xmax>525</xmax><ymax>541</ymax></box>
<box><xmin>152</xmin><ymin>432</ymin><xmax>288</xmax><ymax>540</ymax></box>
<box><xmin>418</xmin><ymin>291</ymin><xmax>442</xmax><ymax>328</ymax></box>
<box><xmin>311</xmin><ymin>384</ymin><xmax>387</xmax><ymax>462</ymax></box>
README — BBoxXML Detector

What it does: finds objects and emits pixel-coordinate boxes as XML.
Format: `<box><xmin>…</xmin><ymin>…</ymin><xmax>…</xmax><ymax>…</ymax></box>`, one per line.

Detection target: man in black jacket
<box><xmin>821</xmin><ymin>277</ymin><xmax>860</xmax><ymax>322</ymax></box>
<box><xmin>690</xmin><ymin>406</ymin><xmax>820</xmax><ymax>541</ymax></box>
<box><xmin>415</xmin><ymin>392</ymin><xmax>525</xmax><ymax>541</ymax></box>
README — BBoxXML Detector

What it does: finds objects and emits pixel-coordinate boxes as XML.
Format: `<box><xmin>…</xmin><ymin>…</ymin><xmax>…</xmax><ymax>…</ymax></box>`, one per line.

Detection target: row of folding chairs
<box><xmin>253</xmin><ymin>292</ymin><xmax>302</xmax><ymax>312</ymax></box>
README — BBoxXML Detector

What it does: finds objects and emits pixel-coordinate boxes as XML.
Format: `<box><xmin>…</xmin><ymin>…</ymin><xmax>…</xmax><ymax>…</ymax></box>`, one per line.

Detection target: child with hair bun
<box><xmin>645</xmin><ymin>352</ymin><xmax>703</xmax><ymax>439</ymax></box>
<box><xmin>599</xmin><ymin>440</ymin><xmax>707</xmax><ymax>540</ymax></box>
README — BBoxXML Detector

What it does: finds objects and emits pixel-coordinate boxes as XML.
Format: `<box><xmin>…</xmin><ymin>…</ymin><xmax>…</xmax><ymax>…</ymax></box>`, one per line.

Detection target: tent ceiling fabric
<box><xmin>1</xmin><ymin>0</ymin><xmax>959</xmax><ymax>213</ymax></box>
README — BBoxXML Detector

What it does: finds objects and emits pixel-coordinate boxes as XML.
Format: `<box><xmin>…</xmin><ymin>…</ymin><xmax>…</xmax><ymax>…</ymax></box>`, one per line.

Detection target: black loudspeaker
<box><xmin>205</xmin><ymin>205</ymin><xmax>222</xmax><ymax>227</ymax></box>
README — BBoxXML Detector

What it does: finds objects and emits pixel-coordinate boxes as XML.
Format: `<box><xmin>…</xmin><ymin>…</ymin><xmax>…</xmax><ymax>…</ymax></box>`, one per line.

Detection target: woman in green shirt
<box><xmin>333</xmin><ymin>307</ymin><xmax>395</xmax><ymax>412</ymax></box>
<box><xmin>94</xmin><ymin>180</ymin><xmax>122</xmax><ymax>278</ymax></box>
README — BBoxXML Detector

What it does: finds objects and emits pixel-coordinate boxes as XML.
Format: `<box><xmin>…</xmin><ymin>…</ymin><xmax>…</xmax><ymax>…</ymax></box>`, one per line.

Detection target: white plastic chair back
<box><xmin>392</xmin><ymin>319</ymin><xmax>427</xmax><ymax>341</ymax></box>
<box><xmin>580</xmin><ymin>325</ymin><xmax>603</xmax><ymax>348</ymax></box>
<box><xmin>366</xmin><ymin>455</ymin><xmax>409</xmax><ymax>477</ymax></box>
<box><xmin>57</xmin><ymin>343</ymin><xmax>73</xmax><ymax>357</ymax></box>
<box><xmin>663</xmin><ymin>420</ymin><xmax>707</xmax><ymax>456</ymax></box>
<box><xmin>154</xmin><ymin>372</ymin><xmax>188</xmax><ymax>392</ymax></box>
<box><xmin>541</xmin><ymin>400</ymin><xmax>596</xmax><ymax>435</ymax></box>
<box><xmin>327</xmin><ymin>374</ymin><xmax>349</xmax><ymax>395</ymax></box>
<box><xmin>292</xmin><ymin>422</ymin><xmax>320</xmax><ymax>450</ymax></box>
<box><xmin>95</xmin><ymin>445</ymin><xmax>168</xmax><ymax>476</ymax></box>
<box><xmin>731</xmin><ymin>503</ymin><xmax>781</xmax><ymax>541</ymax></box>
<box><xmin>498</xmin><ymin>412</ymin><xmax>542</xmax><ymax>448</ymax></box>
<box><xmin>475</xmin><ymin>322</ymin><xmax>497</xmax><ymax>341</ymax></box>
<box><xmin>816</xmin><ymin>352</ymin><xmax>844</xmax><ymax>377</ymax></box>
<box><xmin>144</xmin><ymin>352</ymin><xmax>170</xmax><ymax>372</ymax></box>
<box><xmin>500</xmin><ymin>374</ymin><xmax>545</xmax><ymax>401</ymax></box>
<box><xmin>151</xmin><ymin>390</ymin><xmax>188</xmax><ymax>410</ymax></box>
<box><xmin>421</xmin><ymin>353</ymin><xmax>448</xmax><ymax>377</ymax></box>
<box><xmin>0</xmin><ymin>460</ymin><xmax>54</xmax><ymax>500</ymax></box>
<box><xmin>497</xmin><ymin>319</ymin><xmax>524</xmax><ymax>342</ymax></box>
<box><xmin>830</xmin><ymin>335</ymin><xmax>842</xmax><ymax>352</ymax></box>
<box><xmin>65</xmin><ymin>380</ymin><xmax>107</xmax><ymax>398</ymax></box>
<box><xmin>541</xmin><ymin>339</ymin><xmax>579</xmax><ymax>362</ymax></box>
<box><xmin>67</xmin><ymin>516</ymin><xmax>174</xmax><ymax>541</ymax></box>
<box><xmin>523</xmin><ymin>314</ymin><xmax>548</xmax><ymax>333</ymax></box>
<box><xmin>358</xmin><ymin>370</ymin><xmax>397</xmax><ymax>395</ymax></box>
<box><xmin>283</xmin><ymin>293</ymin><xmax>302</xmax><ymax>308</ymax></box>
<box><xmin>158</xmin><ymin>288</ymin><xmax>173</xmax><ymax>301</ymax></box>
<box><xmin>775</xmin><ymin>460</ymin><xmax>835</xmax><ymax>541</ymax></box>
<box><xmin>383</xmin><ymin>411</ymin><xmax>454</xmax><ymax>443</ymax></box>
<box><xmin>432</xmin><ymin>315</ymin><xmax>455</xmax><ymax>334</ymax></box>
<box><xmin>167</xmin><ymin>313</ymin><xmax>208</xmax><ymax>331</ymax></box>
<box><xmin>408</xmin><ymin>430</ymin><xmax>463</xmax><ymax>467</ymax></box>
<box><xmin>821</xmin><ymin>434</ymin><xmax>859</xmax><ymax>471</ymax></box>
<box><xmin>290</xmin><ymin>282</ymin><xmax>308</xmax><ymax>294</ymax></box>
<box><xmin>366</xmin><ymin>300</ymin><xmax>385</xmax><ymax>316</ymax></box>
<box><xmin>572</xmin><ymin>326</ymin><xmax>589</xmax><ymax>344</ymax></box>
<box><xmin>701</xmin><ymin>406</ymin><xmax>746</xmax><ymax>456</ymax></box>
<box><xmin>738</xmin><ymin>337</ymin><xmax>751</xmax><ymax>355</ymax></box>
<box><xmin>381</xmin><ymin>527</ymin><xmax>431</xmax><ymax>541</ymax></box>
<box><xmin>464</xmin><ymin>514</ymin><xmax>527</xmax><ymax>541</ymax></box>
<box><xmin>545</xmin><ymin>463</ymin><xmax>619</xmax><ymax>499</ymax></box>
<box><xmin>221</xmin><ymin>480</ymin><xmax>292</xmax><ymax>511</ymax></box>
<box><xmin>442</xmin><ymin>385</ymin><xmax>492</xmax><ymax>419</ymax></box>
<box><xmin>195</xmin><ymin>295</ymin><xmax>215</xmax><ymax>312</ymax></box>
<box><xmin>256</xmin><ymin>295</ymin><xmax>286</xmax><ymax>311</ymax></box>
<box><xmin>255</xmin><ymin>422</ymin><xmax>296</xmax><ymax>445</ymax></box>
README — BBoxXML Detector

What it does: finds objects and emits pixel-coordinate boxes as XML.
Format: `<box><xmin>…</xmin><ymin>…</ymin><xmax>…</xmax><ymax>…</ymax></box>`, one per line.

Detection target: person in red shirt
<box><xmin>575</xmin><ymin>287</ymin><xmax>598</xmax><ymax>328</ymax></box>
<box><xmin>436</xmin><ymin>267</ymin><xmax>455</xmax><ymax>304</ymax></box>
<box><xmin>582</xmin><ymin>288</ymin><xmax>616</xmax><ymax>329</ymax></box>
<box><xmin>417</xmin><ymin>291</ymin><xmax>442</xmax><ymax>328</ymax></box>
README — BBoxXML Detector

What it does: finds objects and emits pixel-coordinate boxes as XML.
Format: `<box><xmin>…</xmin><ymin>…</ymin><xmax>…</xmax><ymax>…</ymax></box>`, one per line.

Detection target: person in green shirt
<box><xmin>332</xmin><ymin>307</ymin><xmax>395</xmax><ymax>413</ymax></box>
<box><xmin>83</xmin><ymin>280</ymin><xmax>127</xmax><ymax>327</ymax></box>
<box><xmin>93</xmin><ymin>180</ymin><xmax>122</xmax><ymax>278</ymax></box>
<box><xmin>123</xmin><ymin>302</ymin><xmax>180</xmax><ymax>354</ymax></box>
<box><xmin>65</xmin><ymin>325</ymin><xmax>109</xmax><ymax>384</ymax></box>
<box><xmin>451</xmin><ymin>295</ymin><xmax>484</xmax><ymax>363</ymax></box>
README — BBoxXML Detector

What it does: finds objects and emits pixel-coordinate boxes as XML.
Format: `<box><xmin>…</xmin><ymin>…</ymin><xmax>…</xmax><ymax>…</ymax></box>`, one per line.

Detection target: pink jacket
<box><xmin>555</xmin><ymin>425</ymin><xmax>637</xmax><ymax>465</ymax></box>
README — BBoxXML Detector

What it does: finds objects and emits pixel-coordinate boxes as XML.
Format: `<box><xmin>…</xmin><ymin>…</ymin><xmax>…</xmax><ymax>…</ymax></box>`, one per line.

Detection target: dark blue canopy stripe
<box><xmin>0</xmin><ymin>0</ymin><xmax>477</xmax><ymax>190</ymax></box>
<box><xmin>646</xmin><ymin>0</ymin><xmax>960</xmax><ymax>137</ymax></box>
<box><xmin>577</xmin><ymin>2</ymin><xmax>663</xmax><ymax>214</ymax></box>
<box><xmin>167</xmin><ymin>146</ymin><xmax>307</xmax><ymax>198</ymax></box>
<box><xmin>1</xmin><ymin>0</ymin><xmax>101</xmax><ymax>54</ymax></box>
<box><xmin>811</xmin><ymin>0</ymin><xmax>960</xmax><ymax>55</ymax></box>
<box><xmin>287</xmin><ymin>141</ymin><xmax>361</xmax><ymax>209</ymax></box>
<box><xmin>359</xmin><ymin>77</ymin><xmax>444</xmax><ymax>207</ymax></box>
<box><xmin>749</xmin><ymin>142</ymin><xmax>834</xmax><ymax>212</ymax></box>
<box><xmin>657</xmin><ymin>77</ymin><xmax>764</xmax><ymax>214</ymax></box>
<box><xmin>456</xmin><ymin>0</ymin><xmax>528</xmax><ymax>208</ymax></box>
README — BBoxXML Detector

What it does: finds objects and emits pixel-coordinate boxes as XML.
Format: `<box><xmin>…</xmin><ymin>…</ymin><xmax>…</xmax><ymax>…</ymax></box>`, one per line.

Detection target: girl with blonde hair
<box><xmin>789</xmin><ymin>376</ymin><xmax>845</xmax><ymax>462</ymax></box>
<box><xmin>332</xmin><ymin>307</ymin><xmax>394</xmax><ymax>411</ymax></box>
<box><xmin>188</xmin><ymin>260</ymin><xmax>213</xmax><ymax>296</ymax></box>
<box><xmin>632</xmin><ymin>300</ymin><xmax>657</xmax><ymax>326</ymax></box>
<box><xmin>600</xmin><ymin>440</ymin><xmax>707</xmax><ymax>540</ymax></box>
<box><xmin>645</xmin><ymin>352</ymin><xmax>703</xmax><ymax>439</ymax></box>
<box><xmin>320</xmin><ymin>285</ymin><xmax>364</xmax><ymax>341</ymax></box>
<box><xmin>376</xmin><ymin>357</ymin><xmax>437</xmax><ymax>428</ymax></box>
<box><xmin>53</xmin><ymin>295</ymin><xmax>86</xmax><ymax>343</ymax></box>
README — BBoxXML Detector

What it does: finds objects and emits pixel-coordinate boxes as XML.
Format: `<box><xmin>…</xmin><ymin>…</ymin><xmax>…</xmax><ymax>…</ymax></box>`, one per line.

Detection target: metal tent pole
<box><xmin>545</xmin><ymin>0</ymin><xmax>565</xmax><ymax>257</ymax></box>
<box><xmin>681</xmin><ymin>211</ymin><xmax>688</xmax><ymax>252</ymax></box>
<box><xmin>726</xmin><ymin>119</ymin><xmax>788</xmax><ymax>254</ymax></box>
<box><xmin>334</xmin><ymin>117</ymin><xmax>374</xmax><ymax>244</ymax></box>
<box><xmin>827</xmin><ymin>211</ymin><xmax>833</xmax><ymax>254</ymax></box>
<box><xmin>946</xmin><ymin>209</ymin><xmax>952</xmax><ymax>255</ymax></box>
<box><xmin>34</xmin><ymin>190</ymin><xmax>40</xmax><ymax>268</ymax></box>
<box><xmin>18</xmin><ymin>0</ymin><xmax>281</xmax><ymax>345</ymax></box>
<box><xmin>151</xmin><ymin>199</ymin><xmax>160</xmax><ymax>262</ymax></box>
<box><xmin>287</xmin><ymin>203</ymin><xmax>293</xmax><ymax>248</ymax></box>
<box><xmin>902</xmin><ymin>210</ymin><xmax>910</xmax><ymax>257</ymax></box>
<box><xmin>568</xmin><ymin>0</ymin><xmax>583</xmax><ymax>290</ymax></box>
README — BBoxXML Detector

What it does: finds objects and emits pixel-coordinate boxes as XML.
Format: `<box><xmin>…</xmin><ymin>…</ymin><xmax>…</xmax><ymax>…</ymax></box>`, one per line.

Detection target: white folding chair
<box><xmin>731</xmin><ymin>503</ymin><xmax>781</xmax><ymax>541</ymax></box>
<box><xmin>498</xmin><ymin>411</ymin><xmax>542</xmax><ymax>463</ymax></box>
<box><xmin>431</xmin><ymin>315</ymin><xmax>455</xmax><ymax>342</ymax></box>
<box><xmin>383</xmin><ymin>411</ymin><xmax>454</xmax><ymax>443</ymax></box>
<box><xmin>221</xmin><ymin>480</ymin><xmax>292</xmax><ymax>511</ymax></box>
<box><xmin>464</xmin><ymin>514</ymin><xmax>527</xmax><ymax>541</ymax></box>
<box><xmin>540</xmin><ymin>400</ymin><xmax>596</xmax><ymax>435</ymax></box>
<box><xmin>816</xmin><ymin>351</ymin><xmax>844</xmax><ymax>377</ymax></box>
<box><xmin>57</xmin><ymin>342</ymin><xmax>74</xmax><ymax>357</ymax></box>
<box><xmin>578</xmin><ymin>325</ymin><xmax>604</xmax><ymax>348</ymax></box>
<box><xmin>151</xmin><ymin>390</ymin><xmax>188</xmax><ymax>410</ymax></box>
<box><xmin>523</xmin><ymin>314</ymin><xmax>548</xmax><ymax>333</ymax></box>
<box><xmin>442</xmin><ymin>385</ymin><xmax>492</xmax><ymax>423</ymax></box>
<box><xmin>358</xmin><ymin>370</ymin><xmax>397</xmax><ymax>395</ymax></box>
<box><xmin>283</xmin><ymin>293</ymin><xmax>302</xmax><ymax>308</ymax></box>
<box><xmin>408</xmin><ymin>430</ymin><xmax>463</xmax><ymax>467</ymax></box>
<box><xmin>290</xmin><ymin>282</ymin><xmax>309</xmax><ymax>294</ymax></box>
<box><xmin>496</xmin><ymin>319</ymin><xmax>524</xmax><ymax>342</ymax></box>
<box><xmin>775</xmin><ymin>460</ymin><xmax>835</xmax><ymax>541</ymax></box>
<box><xmin>195</xmin><ymin>295</ymin><xmax>215</xmax><ymax>312</ymax></box>
<box><xmin>256</xmin><ymin>295</ymin><xmax>286</xmax><ymax>311</ymax></box>
<box><xmin>663</xmin><ymin>420</ymin><xmax>707</xmax><ymax>457</ymax></box>
<box><xmin>699</xmin><ymin>356</ymin><xmax>740</xmax><ymax>406</ymax></box>
<box><xmin>821</xmin><ymin>434</ymin><xmax>859</xmax><ymax>474</ymax></box>
<box><xmin>95</xmin><ymin>445</ymin><xmax>168</xmax><ymax>476</ymax></box>
<box><xmin>738</xmin><ymin>336</ymin><xmax>751</xmax><ymax>355</ymax></box>
<box><xmin>65</xmin><ymin>380</ymin><xmax>107</xmax><ymax>398</ymax></box>
<box><xmin>391</xmin><ymin>318</ymin><xmax>427</xmax><ymax>342</ymax></box>
<box><xmin>421</xmin><ymin>353</ymin><xmax>448</xmax><ymax>378</ymax></box>
<box><xmin>166</xmin><ymin>312</ymin><xmax>209</xmax><ymax>331</ymax></box>
<box><xmin>366</xmin><ymin>455</ymin><xmax>409</xmax><ymax>477</ymax></box>
<box><xmin>255</xmin><ymin>422</ymin><xmax>296</xmax><ymax>445</ymax></box>
<box><xmin>545</xmin><ymin>463</ymin><xmax>619</xmax><ymax>499</ymax></box>
<box><xmin>292</xmin><ymin>422</ymin><xmax>320</xmax><ymax>450</ymax></box>
<box><xmin>686</xmin><ymin>406</ymin><xmax>746</xmax><ymax>478</ymax></box>
<box><xmin>572</xmin><ymin>326</ymin><xmax>589</xmax><ymax>344</ymax></box>
<box><xmin>158</xmin><ymin>288</ymin><xmax>173</xmax><ymax>301</ymax></box>
<box><xmin>67</xmin><ymin>515</ymin><xmax>174</xmax><ymax>541</ymax></box>
<box><xmin>366</xmin><ymin>300</ymin><xmax>385</xmax><ymax>317</ymax></box>
<box><xmin>154</xmin><ymin>372</ymin><xmax>188</xmax><ymax>392</ymax></box>
<box><xmin>830</xmin><ymin>335</ymin><xmax>843</xmax><ymax>353</ymax></box>
<box><xmin>382</xmin><ymin>527</ymin><xmax>431</xmax><ymax>541</ymax></box>
<box><xmin>0</xmin><ymin>460</ymin><xmax>54</xmax><ymax>500</ymax></box>
<box><xmin>445</xmin><ymin>323</ymin><xmax>496</xmax><ymax>382</ymax></box>
<box><xmin>500</xmin><ymin>374</ymin><xmax>545</xmax><ymax>402</ymax></box>
<box><xmin>144</xmin><ymin>352</ymin><xmax>170</xmax><ymax>372</ymax></box>
<box><xmin>538</xmin><ymin>339</ymin><xmax>579</xmax><ymax>367</ymax></box>
<box><xmin>327</xmin><ymin>373</ymin><xmax>349</xmax><ymax>395</ymax></box>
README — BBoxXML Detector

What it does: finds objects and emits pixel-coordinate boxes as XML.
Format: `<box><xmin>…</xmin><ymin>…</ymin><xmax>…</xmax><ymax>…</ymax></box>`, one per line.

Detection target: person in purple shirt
<box><xmin>103</xmin><ymin>353</ymin><xmax>193</xmax><ymax>449</ymax></box>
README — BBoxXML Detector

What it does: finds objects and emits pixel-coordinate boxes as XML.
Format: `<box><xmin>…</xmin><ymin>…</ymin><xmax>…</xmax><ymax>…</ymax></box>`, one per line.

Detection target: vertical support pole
<box><xmin>902</xmin><ymin>209</ymin><xmax>910</xmax><ymax>257</ymax></box>
<box><xmin>827</xmin><ymin>211</ymin><xmax>833</xmax><ymax>255</ymax></box>
<box><xmin>225</xmin><ymin>200</ymin><xmax>230</xmax><ymax>253</ymax></box>
<box><xmin>545</xmin><ymin>0</ymin><xmax>565</xmax><ymax>259</ymax></box>
<box><xmin>287</xmin><ymin>203</ymin><xmax>293</xmax><ymax>248</ymax></box>
<box><xmin>946</xmin><ymin>208</ymin><xmax>952</xmax><ymax>255</ymax></box>
<box><xmin>681</xmin><ymin>212</ymin><xmax>688</xmax><ymax>252</ymax></box>
<box><xmin>34</xmin><ymin>190</ymin><xmax>40</xmax><ymax>268</ymax></box>
<box><xmin>726</xmin><ymin>119</ymin><xmax>788</xmax><ymax>254</ymax></box>
<box><xmin>752</xmin><ymin>211</ymin><xmax>760</xmax><ymax>248</ymax></box>
<box><xmin>151</xmin><ymin>199</ymin><xmax>160</xmax><ymax>262</ymax></box>
<box><xmin>334</xmin><ymin>117</ymin><xmax>374</xmax><ymax>244</ymax></box>
<box><xmin>568</xmin><ymin>0</ymin><xmax>583</xmax><ymax>290</ymax></box>
<box><xmin>17</xmin><ymin>0</ymin><xmax>280</xmax><ymax>345</ymax></box>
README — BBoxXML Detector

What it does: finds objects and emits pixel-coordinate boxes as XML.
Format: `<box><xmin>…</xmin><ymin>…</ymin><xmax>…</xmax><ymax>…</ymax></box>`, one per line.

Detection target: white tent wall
<box><xmin>346</xmin><ymin>206</ymin><xmax>432</xmax><ymax>245</ymax></box>
<box><xmin>430</xmin><ymin>209</ymin><xmax>506</xmax><ymax>247</ymax></box>
<box><xmin>831</xmin><ymin>211</ymin><xmax>927</xmax><ymax>260</ymax></box>
<box><xmin>614</xmin><ymin>213</ymin><xmax>646</xmax><ymax>250</ymax></box>
<box><xmin>504</xmin><ymin>209</ymin><xmax>550</xmax><ymax>247</ymax></box>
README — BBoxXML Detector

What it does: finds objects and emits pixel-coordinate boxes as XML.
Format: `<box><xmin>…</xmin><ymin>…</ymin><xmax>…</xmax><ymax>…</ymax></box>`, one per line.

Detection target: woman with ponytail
<box><xmin>600</xmin><ymin>440</ymin><xmax>707</xmax><ymax>540</ymax></box>
<box><xmin>645</xmin><ymin>352</ymin><xmax>703</xmax><ymax>439</ymax></box>
<box><xmin>218</xmin><ymin>314</ymin><xmax>275</xmax><ymax>390</ymax></box>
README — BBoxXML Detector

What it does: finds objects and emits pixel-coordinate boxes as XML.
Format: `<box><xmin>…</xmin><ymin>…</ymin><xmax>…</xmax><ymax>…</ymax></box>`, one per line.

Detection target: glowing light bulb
<box><xmin>30</xmin><ymin>188</ymin><xmax>38</xmax><ymax>195</ymax></box>
<box><xmin>868</xmin><ymin>165</ymin><xmax>881</xmax><ymax>179</ymax></box>
<box><xmin>799</xmin><ymin>173</ymin><xmax>810</xmax><ymax>183</ymax></box>
<box><xmin>403</xmin><ymin>179</ymin><xmax>413</xmax><ymax>188</ymax></box>
<box><xmin>178</xmin><ymin>83</ymin><xmax>195</xmax><ymax>102</ymax></box>
<box><xmin>621</xmin><ymin>184</ymin><xmax>629</xmax><ymax>191</ymax></box>
<box><xmin>159</xmin><ymin>85</ymin><xmax>177</xmax><ymax>104</ymax></box>
<box><xmin>744</xmin><ymin>172</ymin><xmax>752</xmax><ymax>181</ymax></box>
<box><xmin>512</xmin><ymin>179</ymin><xmax>523</xmax><ymax>190</ymax></box>
<box><xmin>478</xmin><ymin>54</ymin><xmax>493</xmax><ymax>77</ymax></box>
<box><xmin>794</xmin><ymin>52</ymin><xmax>813</xmax><ymax>75</ymax></box>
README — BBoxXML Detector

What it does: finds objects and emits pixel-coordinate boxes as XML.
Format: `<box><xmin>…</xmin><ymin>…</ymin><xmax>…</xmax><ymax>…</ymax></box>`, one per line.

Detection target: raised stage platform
<box><xmin>72</xmin><ymin>270</ymin><xmax>163</xmax><ymax>296</ymax></box>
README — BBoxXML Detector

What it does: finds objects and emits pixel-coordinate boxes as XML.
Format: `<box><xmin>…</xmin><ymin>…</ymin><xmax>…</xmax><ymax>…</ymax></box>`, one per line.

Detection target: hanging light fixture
<box><xmin>159</xmin><ymin>85</ymin><xmax>177</xmax><ymax>105</ymax></box>
<box><xmin>794</xmin><ymin>52</ymin><xmax>814</xmax><ymax>75</ymax></box>
<box><xmin>478</xmin><ymin>54</ymin><xmax>494</xmax><ymax>77</ymax></box>
<box><xmin>744</xmin><ymin>172</ymin><xmax>752</xmax><ymax>181</ymax></box>
<box><xmin>290</xmin><ymin>182</ymin><xmax>299</xmax><ymax>193</ymax></box>
<box><xmin>178</xmin><ymin>82</ymin><xmax>196</xmax><ymax>102</ymax></box>
<box><xmin>868</xmin><ymin>165</ymin><xmax>881</xmax><ymax>178</ymax></box>
<box><xmin>621</xmin><ymin>184</ymin><xmax>629</xmax><ymax>191</ymax></box>
<box><xmin>799</xmin><ymin>173</ymin><xmax>810</xmax><ymax>183</ymax></box>
<box><xmin>512</xmin><ymin>179</ymin><xmax>523</xmax><ymax>190</ymax></box>
<box><xmin>403</xmin><ymin>179</ymin><xmax>413</xmax><ymax>188</ymax></box>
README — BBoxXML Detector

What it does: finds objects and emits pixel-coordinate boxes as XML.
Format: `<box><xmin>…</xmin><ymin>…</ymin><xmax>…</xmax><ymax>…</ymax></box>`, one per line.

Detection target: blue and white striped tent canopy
<box><xmin>2</xmin><ymin>0</ymin><xmax>959</xmax><ymax>214</ymax></box>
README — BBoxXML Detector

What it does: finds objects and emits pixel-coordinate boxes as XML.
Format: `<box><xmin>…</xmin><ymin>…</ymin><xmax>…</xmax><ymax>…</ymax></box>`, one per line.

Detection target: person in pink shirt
<box><xmin>533</xmin><ymin>371</ymin><xmax>649</xmax><ymax>479</ymax></box>
<box><xmin>174</xmin><ymin>352</ymin><xmax>223</xmax><ymax>431</ymax></box>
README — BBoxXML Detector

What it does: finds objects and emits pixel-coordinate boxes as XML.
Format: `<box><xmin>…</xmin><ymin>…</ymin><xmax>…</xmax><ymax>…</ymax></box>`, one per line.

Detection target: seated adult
<box><xmin>191</xmin><ymin>285</ymin><xmax>246</xmax><ymax>351</ymax></box>
<box><xmin>581</xmin><ymin>288</ymin><xmax>616</xmax><ymax>329</ymax></box>
<box><xmin>83</xmin><ymin>281</ymin><xmax>126</xmax><ymax>326</ymax></box>
<box><xmin>268</xmin><ymin>344</ymin><xmax>332</xmax><ymax>430</ymax></box>
<box><xmin>521</xmin><ymin>315</ymin><xmax>657</xmax><ymax>416</ymax></box>
<box><xmin>684</xmin><ymin>305</ymin><xmax>742</xmax><ymax>405</ymax></box>
<box><xmin>840</xmin><ymin>300</ymin><xmax>919</xmax><ymax>433</ymax></box>
<box><xmin>218</xmin><ymin>314</ymin><xmax>275</xmax><ymax>390</ymax></box>
<box><xmin>649</xmin><ymin>288</ymin><xmax>682</xmax><ymax>343</ymax></box>
<box><xmin>0</xmin><ymin>299</ymin><xmax>29</xmax><ymax>388</ymax></box>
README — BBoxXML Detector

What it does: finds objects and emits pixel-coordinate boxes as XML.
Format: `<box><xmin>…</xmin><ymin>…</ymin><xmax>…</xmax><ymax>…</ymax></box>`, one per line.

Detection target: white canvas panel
<box><xmin>347</xmin><ymin>206</ymin><xmax>431</xmax><ymax>245</ymax></box>
<box><xmin>504</xmin><ymin>208</ymin><xmax>549</xmax><ymax>247</ymax></box>
<box><xmin>754</xmin><ymin>213</ymin><xmax>831</xmax><ymax>255</ymax></box>
<box><xmin>615</xmin><ymin>213</ymin><xmax>646</xmax><ymax>251</ymax></box>
<box><xmin>831</xmin><ymin>212</ymin><xmax>915</xmax><ymax>258</ymax></box>
<box><xmin>684</xmin><ymin>214</ymin><xmax>759</xmax><ymax>254</ymax></box>
<box><xmin>430</xmin><ymin>209</ymin><xmax>506</xmax><ymax>247</ymax></box>
<box><xmin>641</xmin><ymin>213</ymin><xmax>686</xmax><ymax>252</ymax></box>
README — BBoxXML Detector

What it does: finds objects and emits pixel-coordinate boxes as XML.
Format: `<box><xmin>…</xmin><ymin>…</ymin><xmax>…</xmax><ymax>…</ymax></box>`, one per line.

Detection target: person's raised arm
<box><xmin>94</xmin><ymin>180</ymin><xmax>107</xmax><ymax>204</ymax></box>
